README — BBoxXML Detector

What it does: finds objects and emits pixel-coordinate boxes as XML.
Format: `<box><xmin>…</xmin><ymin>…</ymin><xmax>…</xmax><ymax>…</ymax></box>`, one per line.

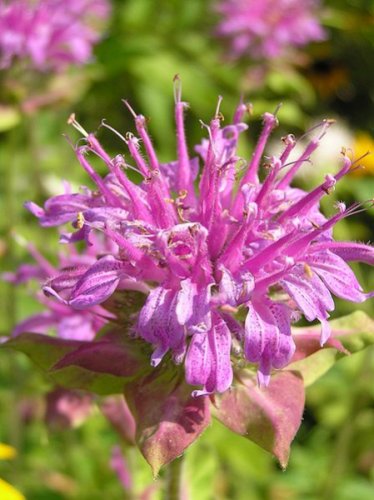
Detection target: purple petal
<box><xmin>219</xmin><ymin>266</ymin><xmax>254</xmax><ymax>306</ymax></box>
<box><xmin>188</xmin><ymin>284</ymin><xmax>212</xmax><ymax>334</ymax></box>
<box><xmin>307</xmin><ymin>250</ymin><xmax>368</xmax><ymax>302</ymax></box>
<box><xmin>45</xmin><ymin>265</ymin><xmax>89</xmax><ymax>293</ymax></box>
<box><xmin>31</xmin><ymin>193</ymin><xmax>98</xmax><ymax>227</ymax></box>
<box><xmin>281</xmin><ymin>265</ymin><xmax>334</xmax><ymax>322</ymax></box>
<box><xmin>43</xmin><ymin>286</ymin><xmax>68</xmax><ymax>304</ymax></box>
<box><xmin>175</xmin><ymin>278</ymin><xmax>196</xmax><ymax>324</ymax></box>
<box><xmin>257</xmin><ymin>359</ymin><xmax>271</xmax><ymax>388</ymax></box>
<box><xmin>137</xmin><ymin>287</ymin><xmax>172</xmax><ymax>345</ymax></box>
<box><xmin>244</xmin><ymin>301</ymin><xmax>266</xmax><ymax>362</ymax></box>
<box><xmin>320</xmin><ymin>318</ymin><xmax>332</xmax><ymax>346</ymax></box>
<box><xmin>150</xmin><ymin>344</ymin><xmax>169</xmax><ymax>367</ymax></box>
<box><xmin>219</xmin><ymin>266</ymin><xmax>238</xmax><ymax>305</ymax></box>
<box><xmin>185</xmin><ymin>331</ymin><xmax>211</xmax><ymax>388</ymax></box>
<box><xmin>24</xmin><ymin>201</ymin><xmax>45</xmax><ymax>218</ymax></box>
<box><xmin>57</xmin><ymin>314</ymin><xmax>97</xmax><ymax>341</ymax></box>
<box><xmin>68</xmin><ymin>256</ymin><xmax>124</xmax><ymax>309</ymax></box>
<box><xmin>267</xmin><ymin>301</ymin><xmax>295</xmax><ymax>369</ymax></box>
<box><xmin>312</xmin><ymin>241</ymin><xmax>374</xmax><ymax>265</ymax></box>
<box><xmin>2</xmin><ymin>264</ymin><xmax>46</xmax><ymax>284</ymax></box>
<box><xmin>138</xmin><ymin>286</ymin><xmax>185</xmax><ymax>364</ymax></box>
<box><xmin>205</xmin><ymin>315</ymin><xmax>233</xmax><ymax>394</ymax></box>
<box><xmin>60</xmin><ymin>226</ymin><xmax>91</xmax><ymax>245</ymax></box>
<box><xmin>159</xmin><ymin>157</ymin><xmax>199</xmax><ymax>192</ymax></box>
<box><xmin>186</xmin><ymin>315</ymin><xmax>233</xmax><ymax>396</ymax></box>
<box><xmin>84</xmin><ymin>207</ymin><xmax>130</xmax><ymax>228</ymax></box>
<box><xmin>244</xmin><ymin>299</ymin><xmax>295</xmax><ymax>383</ymax></box>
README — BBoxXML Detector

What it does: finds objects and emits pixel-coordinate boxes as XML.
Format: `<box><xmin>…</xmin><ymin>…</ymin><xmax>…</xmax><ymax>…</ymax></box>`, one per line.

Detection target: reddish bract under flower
<box><xmin>25</xmin><ymin>80</ymin><xmax>373</xmax><ymax>395</ymax></box>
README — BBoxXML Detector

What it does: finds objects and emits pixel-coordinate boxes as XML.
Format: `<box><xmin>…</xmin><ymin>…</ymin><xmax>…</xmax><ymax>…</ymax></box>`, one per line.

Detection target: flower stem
<box><xmin>165</xmin><ymin>455</ymin><xmax>185</xmax><ymax>500</ymax></box>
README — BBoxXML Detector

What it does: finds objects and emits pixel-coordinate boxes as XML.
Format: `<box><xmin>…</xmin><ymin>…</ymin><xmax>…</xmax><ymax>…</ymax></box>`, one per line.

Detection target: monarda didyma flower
<box><xmin>3</xmin><ymin>236</ymin><xmax>114</xmax><ymax>341</ymax></box>
<box><xmin>25</xmin><ymin>78</ymin><xmax>374</xmax><ymax>397</ymax></box>
<box><xmin>215</xmin><ymin>0</ymin><xmax>326</xmax><ymax>60</ymax></box>
<box><xmin>0</xmin><ymin>0</ymin><xmax>110</xmax><ymax>71</ymax></box>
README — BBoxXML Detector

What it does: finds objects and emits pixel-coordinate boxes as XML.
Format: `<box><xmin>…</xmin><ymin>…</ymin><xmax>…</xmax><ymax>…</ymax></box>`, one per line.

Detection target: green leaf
<box><xmin>50</xmin><ymin>365</ymin><xmax>128</xmax><ymax>395</ymax></box>
<box><xmin>331</xmin><ymin>311</ymin><xmax>374</xmax><ymax>352</ymax></box>
<box><xmin>289</xmin><ymin>311</ymin><xmax>374</xmax><ymax>386</ymax></box>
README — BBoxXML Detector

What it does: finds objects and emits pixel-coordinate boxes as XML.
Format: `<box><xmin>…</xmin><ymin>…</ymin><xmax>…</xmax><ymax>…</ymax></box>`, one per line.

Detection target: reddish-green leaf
<box><xmin>52</xmin><ymin>333</ymin><xmax>148</xmax><ymax>379</ymax></box>
<box><xmin>2</xmin><ymin>333</ymin><xmax>88</xmax><ymax>371</ymax></box>
<box><xmin>212</xmin><ymin>370</ymin><xmax>305</xmax><ymax>469</ymax></box>
<box><xmin>2</xmin><ymin>329</ymin><xmax>152</xmax><ymax>395</ymax></box>
<box><xmin>125</xmin><ymin>366</ymin><xmax>211</xmax><ymax>477</ymax></box>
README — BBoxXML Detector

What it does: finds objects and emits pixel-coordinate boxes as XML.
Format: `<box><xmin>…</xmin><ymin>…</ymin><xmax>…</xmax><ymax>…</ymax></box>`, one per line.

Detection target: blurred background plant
<box><xmin>0</xmin><ymin>0</ymin><xmax>373</xmax><ymax>498</ymax></box>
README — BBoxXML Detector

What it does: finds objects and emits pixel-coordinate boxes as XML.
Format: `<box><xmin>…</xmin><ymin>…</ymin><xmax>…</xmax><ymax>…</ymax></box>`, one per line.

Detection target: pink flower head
<box><xmin>45</xmin><ymin>388</ymin><xmax>93</xmax><ymax>430</ymax></box>
<box><xmin>4</xmin><ymin>234</ymin><xmax>114</xmax><ymax>341</ymax></box>
<box><xmin>26</xmin><ymin>79</ymin><xmax>373</xmax><ymax>395</ymax></box>
<box><xmin>0</xmin><ymin>0</ymin><xmax>110</xmax><ymax>71</ymax></box>
<box><xmin>215</xmin><ymin>0</ymin><xmax>326</xmax><ymax>60</ymax></box>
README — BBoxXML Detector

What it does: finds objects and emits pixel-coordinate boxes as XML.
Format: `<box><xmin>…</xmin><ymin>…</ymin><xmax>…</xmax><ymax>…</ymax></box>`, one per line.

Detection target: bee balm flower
<box><xmin>26</xmin><ymin>79</ymin><xmax>373</xmax><ymax>395</ymax></box>
<box><xmin>215</xmin><ymin>0</ymin><xmax>326</xmax><ymax>60</ymax></box>
<box><xmin>0</xmin><ymin>0</ymin><xmax>110</xmax><ymax>71</ymax></box>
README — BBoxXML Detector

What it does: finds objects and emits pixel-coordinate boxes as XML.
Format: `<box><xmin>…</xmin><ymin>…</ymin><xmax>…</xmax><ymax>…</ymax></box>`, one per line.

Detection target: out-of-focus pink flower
<box><xmin>215</xmin><ymin>0</ymin><xmax>326</xmax><ymax>60</ymax></box>
<box><xmin>110</xmin><ymin>446</ymin><xmax>132</xmax><ymax>492</ymax></box>
<box><xmin>45</xmin><ymin>388</ymin><xmax>93</xmax><ymax>430</ymax></box>
<box><xmin>0</xmin><ymin>0</ymin><xmax>110</xmax><ymax>71</ymax></box>
<box><xmin>3</xmin><ymin>235</ymin><xmax>115</xmax><ymax>341</ymax></box>
<box><xmin>110</xmin><ymin>446</ymin><xmax>160</xmax><ymax>499</ymax></box>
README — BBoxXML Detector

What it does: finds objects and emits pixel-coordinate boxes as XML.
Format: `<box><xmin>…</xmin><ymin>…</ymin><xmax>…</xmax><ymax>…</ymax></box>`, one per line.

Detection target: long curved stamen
<box><xmin>68</xmin><ymin>113</ymin><xmax>89</xmax><ymax>138</ymax></box>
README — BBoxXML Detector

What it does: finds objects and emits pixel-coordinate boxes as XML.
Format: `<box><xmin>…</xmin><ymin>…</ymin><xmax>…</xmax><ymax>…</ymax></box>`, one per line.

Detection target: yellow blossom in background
<box><xmin>0</xmin><ymin>478</ymin><xmax>25</xmax><ymax>500</ymax></box>
<box><xmin>350</xmin><ymin>132</ymin><xmax>374</xmax><ymax>176</ymax></box>
<box><xmin>0</xmin><ymin>444</ymin><xmax>17</xmax><ymax>460</ymax></box>
<box><xmin>0</xmin><ymin>444</ymin><xmax>25</xmax><ymax>500</ymax></box>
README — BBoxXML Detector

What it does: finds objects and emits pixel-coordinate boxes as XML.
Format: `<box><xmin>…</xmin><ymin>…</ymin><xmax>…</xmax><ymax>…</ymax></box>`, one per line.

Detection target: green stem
<box><xmin>165</xmin><ymin>455</ymin><xmax>185</xmax><ymax>500</ymax></box>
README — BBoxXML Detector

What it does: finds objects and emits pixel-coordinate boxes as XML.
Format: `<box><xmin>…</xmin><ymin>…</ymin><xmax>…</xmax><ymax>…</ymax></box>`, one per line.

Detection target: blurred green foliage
<box><xmin>0</xmin><ymin>0</ymin><xmax>374</xmax><ymax>498</ymax></box>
